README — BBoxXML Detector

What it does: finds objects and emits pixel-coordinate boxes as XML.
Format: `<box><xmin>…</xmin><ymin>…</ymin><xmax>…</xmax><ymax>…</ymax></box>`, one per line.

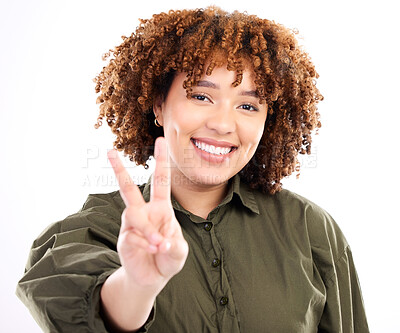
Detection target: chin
<box><xmin>180</xmin><ymin>169</ymin><xmax>232</xmax><ymax>187</ymax></box>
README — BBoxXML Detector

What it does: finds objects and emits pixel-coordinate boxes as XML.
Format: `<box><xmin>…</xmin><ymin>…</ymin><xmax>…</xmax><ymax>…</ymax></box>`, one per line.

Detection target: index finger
<box><xmin>107</xmin><ymin>149</ymin><xmax>146</xmax><ymax>208</ymax></box>
<box><xmin>151</xmin><ymin>137</ymin><xmax>171</xmax><ymax>201</ymax></box>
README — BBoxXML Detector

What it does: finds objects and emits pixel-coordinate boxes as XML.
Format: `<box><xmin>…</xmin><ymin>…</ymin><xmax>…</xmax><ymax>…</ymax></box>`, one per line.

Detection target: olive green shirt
<box><xmin>17</xmin><ymin>175</ymin><xmax>369</xmax><ymax>332</ymax></box>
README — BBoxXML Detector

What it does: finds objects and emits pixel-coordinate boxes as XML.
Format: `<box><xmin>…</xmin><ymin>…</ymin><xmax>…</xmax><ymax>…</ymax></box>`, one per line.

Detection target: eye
<box><xmin>191</xmin><ymin>93</ymin><xmax>212</xmax><ymax>103</ymax></box>
<box><xmin>239</xmin><ymin>104</ymin><xmax>258</xmax><ymax>112</ymax></box>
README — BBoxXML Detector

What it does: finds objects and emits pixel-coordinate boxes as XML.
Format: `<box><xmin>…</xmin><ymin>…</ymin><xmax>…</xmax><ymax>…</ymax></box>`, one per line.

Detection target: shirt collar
<box><xmin>230</xmin><ymin>174</ymin><xmax>260</xmax><ymax>214</ymax></box>
<box><xmin>141</xmin><ymin>173</ymin><xmax>260</xmax><ymax>215</ymax></box>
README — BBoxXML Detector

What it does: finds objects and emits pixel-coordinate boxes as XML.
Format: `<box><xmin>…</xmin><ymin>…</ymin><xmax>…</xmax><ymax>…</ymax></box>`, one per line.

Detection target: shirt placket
<box><xmin>204</xmin><ymin>206</ymin><xmax>241</xmax><ymax>333</ymax></box>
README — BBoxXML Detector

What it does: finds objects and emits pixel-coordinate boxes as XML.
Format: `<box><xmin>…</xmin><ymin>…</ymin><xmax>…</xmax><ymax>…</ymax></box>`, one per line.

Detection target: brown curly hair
<box><xmin>94</xmin><ymin>6</ymin><xmax>322</xmax><ymax>194</ymax></box>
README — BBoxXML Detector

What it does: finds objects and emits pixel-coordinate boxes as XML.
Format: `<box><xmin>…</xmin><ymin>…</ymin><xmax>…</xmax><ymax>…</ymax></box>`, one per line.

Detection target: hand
<box><xmin>107</xmin><ymin>137</ymin><xmax>189</xmax><ymax>289</ymax></box>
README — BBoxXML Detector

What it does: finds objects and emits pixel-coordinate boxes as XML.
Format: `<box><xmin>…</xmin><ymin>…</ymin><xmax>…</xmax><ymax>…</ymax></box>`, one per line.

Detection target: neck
<box><xmin>170</xmin><ymin>172</ymin><xmax>229</xmax><ymax>219</ymax></box>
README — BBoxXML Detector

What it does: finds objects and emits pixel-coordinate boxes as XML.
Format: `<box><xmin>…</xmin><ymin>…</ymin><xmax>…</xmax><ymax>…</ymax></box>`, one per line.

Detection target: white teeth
<box><xmin>193</xmin><ymin>140</ymin><xmax>232</xmax><ymax>155</ymax></box>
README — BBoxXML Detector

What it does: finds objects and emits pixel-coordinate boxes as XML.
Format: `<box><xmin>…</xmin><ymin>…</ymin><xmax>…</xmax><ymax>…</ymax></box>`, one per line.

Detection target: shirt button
<box><xmin>204</xmin><ymin>222</ymin><xmax>212</xmax><ymax>231</ymax></box>
<box><xmin>212</xmin><ymin>258</ymin><xmax>221</xmax><ymax>267</ymax></box>
<box><xmin>220</xmin><ymin>297</ymin><xmax>229</xmax><ymax>306</ymax></box>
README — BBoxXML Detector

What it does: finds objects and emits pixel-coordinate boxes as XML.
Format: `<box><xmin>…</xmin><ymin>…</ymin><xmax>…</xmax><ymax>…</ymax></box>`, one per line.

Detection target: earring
<box><xmin>154</xmin><ymin>118</ymin><xmax>162</xmax><ymax>127</ymax></box>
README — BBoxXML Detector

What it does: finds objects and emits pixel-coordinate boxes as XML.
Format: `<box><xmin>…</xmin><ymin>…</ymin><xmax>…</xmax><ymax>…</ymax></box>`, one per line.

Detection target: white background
<box><xmin>1</xmin><ymin>0</ymin><xmax>399</xmax><ymax>332</ymax></box>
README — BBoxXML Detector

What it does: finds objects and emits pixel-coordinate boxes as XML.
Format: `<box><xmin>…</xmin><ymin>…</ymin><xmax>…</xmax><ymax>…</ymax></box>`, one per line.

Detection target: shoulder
<box><xmin>44</xmin><ymin>184</ymin><xmax>147</xmax><ymax>237</ymax></box>
<box><xmin>253</xmin><ymin>186</ymin><xmax>335</xmax><ymax>223</ymax></box>
<box><xmin>81</xmin><ymin>190</ymin><xmax>125</xmax><ymax>216</ymax></box>
<box><xmin>276</xmin><ymin>188</ymin><xmax>348</xmax><ymax>250</ymax></box>
<box><xmin>33</xmin><ymin>190</ymin><xmax>127</xmax><ymax>248</ymax></box>
<box><xmin>253</xmin><ymin>188</ymin><xmax>349</xmax><ymax>277</ymax></box>
<box><xmin>81</xmin><ymin>182</ymin><xmax>146</xmax><ymax>213</ymax></box>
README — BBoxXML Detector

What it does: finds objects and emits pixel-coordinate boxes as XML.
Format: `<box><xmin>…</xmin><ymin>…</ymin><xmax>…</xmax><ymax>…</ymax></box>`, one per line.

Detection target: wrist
<box><xmin>118</xmin><ymin>266</ymin><xmax>167</xmax><ymax>296</ymax></box>
<box><xmin>101</xmin><ymin>267</ymin><xmax>165</xmax><ymax>332</ymax></box>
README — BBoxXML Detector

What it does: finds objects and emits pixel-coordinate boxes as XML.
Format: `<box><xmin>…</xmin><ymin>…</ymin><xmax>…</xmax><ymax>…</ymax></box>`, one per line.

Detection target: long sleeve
<box><xmin>16</xmin><ymin>191</ymin><xmax>155</xmax><ymax>332</ymax></box>
<box><xmin>17</xmin><ymin>176</ymin><xmax>369</xmax><ymax>332</ymax></box>
<box><xmin>302</xmin><ymin>200</ymin><xmax>369</xmax><ymax>333</ymax></box>
<box><xmin>318</xmin><ymin>246</ymin><xmax>369</xmax><ymax>333</ymax></box>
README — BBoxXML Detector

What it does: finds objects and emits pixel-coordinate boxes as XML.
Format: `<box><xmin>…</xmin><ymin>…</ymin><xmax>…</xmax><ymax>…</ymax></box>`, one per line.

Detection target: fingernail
<box><xmin>107</xmin><ymin>150</ymin><xmax>117</xmax><ymax>165</ymax></box>
<box><xmin>150</xmin><ymin>233</ymin><xmax>162</xmax><ymax>244</ymax></box>
<box><xmin>164</xmin><ymin>241</ymin><xmax>171</xmax><ymax>251</ymax></box>
<box><xmin>154</xmin><ymin>139</ymin><xmax>159</xmax><ymax>159</ymax></box>
<box><xmin>108</xmin><ymin>149</ymin><xmax>116</xmax><ymax>158</ymax></box>
<box><xmin>148</xmin><ymin>244</ymin><xmax>157</xmax><ymax>253</ymax></box>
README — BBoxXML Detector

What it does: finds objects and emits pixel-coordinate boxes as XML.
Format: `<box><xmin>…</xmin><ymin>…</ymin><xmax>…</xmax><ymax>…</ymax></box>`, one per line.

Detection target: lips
<box><xmin>190</xmin><ymin>137</ymin><xmax>238</xmax><ymax>156</ymax></box>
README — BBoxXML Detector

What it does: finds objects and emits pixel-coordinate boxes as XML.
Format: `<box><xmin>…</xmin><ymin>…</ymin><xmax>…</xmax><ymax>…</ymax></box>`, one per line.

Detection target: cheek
<box><xmin>165</xmin><ymin>104</ymin><xmax>204</xmax><ymax>138</ymax></box>
<box><xmin>170</xmin><ymin>116</ymin><xmax>195</xmax><ymax>140</ymax></box>
<box><xmin>241</xmin><ymin>118</ymin><xmax>266</xmax><ymax>148</ymax></box>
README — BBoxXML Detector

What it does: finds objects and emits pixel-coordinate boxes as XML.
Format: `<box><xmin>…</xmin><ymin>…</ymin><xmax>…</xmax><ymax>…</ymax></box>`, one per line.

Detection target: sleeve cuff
<box><xmin>87</xmin><ymin>269</ymin><xmax>157</xmax><ymax>332</ymax></box>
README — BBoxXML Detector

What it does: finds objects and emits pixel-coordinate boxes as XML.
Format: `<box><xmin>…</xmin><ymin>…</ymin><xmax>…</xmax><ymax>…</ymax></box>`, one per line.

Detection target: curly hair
<box><xmin>93</xmin><ymin>6</ymin><xmax>322</xmax><ymax>194</ymax></box>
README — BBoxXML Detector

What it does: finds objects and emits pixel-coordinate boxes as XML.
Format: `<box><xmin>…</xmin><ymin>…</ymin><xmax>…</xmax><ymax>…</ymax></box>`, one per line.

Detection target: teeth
<box><xmin>193</xmin><ymin>140</ymin><xmax>232</xmax><ymax>155</ymax></box>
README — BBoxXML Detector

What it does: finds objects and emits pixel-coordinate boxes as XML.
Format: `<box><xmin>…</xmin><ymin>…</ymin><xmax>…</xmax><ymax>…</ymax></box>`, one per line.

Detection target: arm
<box><xmin>299</xmin><ymin>199</ymin><xmax>369</xmax><ymax>333</ymax></box>
<box><xmin>17</xmin><ymin>138</ymin><xmax>188</xmax><ymax>332</ymax></box>
<box><xmin>100</xmin><ymin>267</ymin><xmax>160</xmax><ymax>332</ymax></box>
<box><xmin>318</xmin><ymin>246</ymin><xmax>369</xmax><ymax>333</ymax></box>
<box><xmin>16</xmin><ymin>194</ymin><xmax>123</xmax><ymax>333</ymax></box>
<box><xmin>100</xmin><ymin>137</ymin><xmax>188</xmax><ymax>332</ymax></box>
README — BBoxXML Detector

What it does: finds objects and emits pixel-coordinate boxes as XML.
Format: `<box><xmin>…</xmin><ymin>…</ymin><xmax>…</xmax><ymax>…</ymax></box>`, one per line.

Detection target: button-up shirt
<box><xmin>16</xmin><ymin>174</ymin><xmax>369</xmax><ymax>332</ymax></box>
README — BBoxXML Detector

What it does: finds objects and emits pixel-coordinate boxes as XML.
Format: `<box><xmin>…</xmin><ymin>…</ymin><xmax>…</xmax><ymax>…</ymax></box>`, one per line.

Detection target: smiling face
<box><xmin>154</xmin><ymin>65</ymin><xmax>268</xmax><ymax>190</ymax></box>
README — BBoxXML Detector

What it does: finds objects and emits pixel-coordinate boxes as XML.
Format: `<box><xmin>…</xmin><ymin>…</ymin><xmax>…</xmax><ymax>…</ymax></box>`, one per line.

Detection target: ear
<box><xmin>153</xmin><ymin>96</ymin><xmax>164</xmax><ymax>126</ymax></box>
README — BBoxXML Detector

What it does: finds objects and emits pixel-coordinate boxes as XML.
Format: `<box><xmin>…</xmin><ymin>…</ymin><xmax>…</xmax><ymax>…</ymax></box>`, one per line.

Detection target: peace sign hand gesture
<box><xmin>108</xmin><ymin>137</ymin><xmax>189</xmax><ymax>289</ymax></box>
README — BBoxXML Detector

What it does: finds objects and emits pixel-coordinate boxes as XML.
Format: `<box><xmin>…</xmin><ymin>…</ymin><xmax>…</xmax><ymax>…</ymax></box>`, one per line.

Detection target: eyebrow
<box><xmin>196</xmin><ymin>80</ymin><xmax>219</xmax><ymax>89</ymax></box>
<box><xmin>196</xmin><ymin>80</ymin><xmax>259</xmax><ymax>98</ymax></box>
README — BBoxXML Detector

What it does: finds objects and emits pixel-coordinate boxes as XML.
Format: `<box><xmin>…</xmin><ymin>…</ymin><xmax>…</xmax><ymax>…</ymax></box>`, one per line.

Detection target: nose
<box><xmin>205</xmin><ymin>103</ymin><xmax>236</xmax><ymax>135</ymax></box>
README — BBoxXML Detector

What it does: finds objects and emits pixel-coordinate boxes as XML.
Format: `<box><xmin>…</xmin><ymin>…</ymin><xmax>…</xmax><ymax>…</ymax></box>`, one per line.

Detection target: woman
<box><xmin>17</xmin><ymin>6</ymin><xmax>369</xmax><ymax>332</ymax></box>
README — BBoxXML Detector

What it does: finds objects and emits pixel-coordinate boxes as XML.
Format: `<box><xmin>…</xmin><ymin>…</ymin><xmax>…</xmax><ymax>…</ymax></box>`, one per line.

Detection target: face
<box><xmin>154</xmin><ymin>65</ymin><xmax>267</xmax><ymax>190</ymax></box>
